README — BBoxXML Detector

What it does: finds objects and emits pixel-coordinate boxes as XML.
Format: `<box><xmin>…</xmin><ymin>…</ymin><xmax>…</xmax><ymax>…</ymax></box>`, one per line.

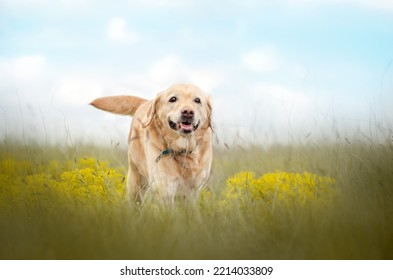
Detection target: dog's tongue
<box><xmin>181</xmin><ymin>122</ymin><xmax>193</xmax><ymax>130</ymax></box>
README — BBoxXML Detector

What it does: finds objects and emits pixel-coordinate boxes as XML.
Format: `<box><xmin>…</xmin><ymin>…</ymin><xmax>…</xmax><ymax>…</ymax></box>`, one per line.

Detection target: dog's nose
<box><xmin>181</xmin><ymin>107</ymin><xmax>194</xmax><ymax>118</ymax></box>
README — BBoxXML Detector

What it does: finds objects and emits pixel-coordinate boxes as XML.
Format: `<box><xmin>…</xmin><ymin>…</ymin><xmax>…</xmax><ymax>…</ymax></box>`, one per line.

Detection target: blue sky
<box><xmin>1</xmin><ymin>0</ymin><xmax>392</xmax><ymax>145</ymax></box>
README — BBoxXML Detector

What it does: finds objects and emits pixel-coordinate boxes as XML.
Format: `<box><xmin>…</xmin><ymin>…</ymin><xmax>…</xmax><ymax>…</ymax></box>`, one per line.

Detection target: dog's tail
<box><xmin>90</xmin><ymin>96</ymin><xmax>147</xmax><ymax>116</ymax></box>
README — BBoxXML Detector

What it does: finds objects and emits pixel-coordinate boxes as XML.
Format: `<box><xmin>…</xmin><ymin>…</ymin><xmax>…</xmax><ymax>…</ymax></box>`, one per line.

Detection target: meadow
<box><xmin>1</xmin><ymin>134</ymin><xmax>393</xmax><ymax>260</ymax></box>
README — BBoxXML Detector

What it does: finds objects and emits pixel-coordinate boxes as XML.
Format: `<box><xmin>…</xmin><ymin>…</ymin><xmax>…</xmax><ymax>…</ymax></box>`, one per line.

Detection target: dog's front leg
<box><xmin>141</xmin><ymin>152</ymin><xmax>180</xmax><ymax>205</ymax></box>
<box><xmin>126</xmin><ymin>161</ymin><xmax>144</xmax><ymax>204</ymax></box>
<box><xmin>147</xmin><ymin>172</ymin><xmax>180</xmax><ymax>205</ymax></box>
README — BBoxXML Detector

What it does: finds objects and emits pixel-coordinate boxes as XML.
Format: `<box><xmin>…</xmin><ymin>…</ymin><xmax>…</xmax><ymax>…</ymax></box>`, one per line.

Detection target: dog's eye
<box><xmin>169</xmin><ymin>96</ymin><xmax>177</xmax><ymax>103</ymax></box>
<box><xmin>194</xmin><ymin>98</ymin><xmax>201</xmax><ymax>104</ymax></box>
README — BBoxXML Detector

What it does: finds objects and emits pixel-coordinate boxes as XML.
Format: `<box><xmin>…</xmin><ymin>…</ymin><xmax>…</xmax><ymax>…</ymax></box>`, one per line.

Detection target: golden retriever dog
<box><xmin>90</xmin><ymin>83</ymin><xmax>213</xmax><ymax>204</ymax></box>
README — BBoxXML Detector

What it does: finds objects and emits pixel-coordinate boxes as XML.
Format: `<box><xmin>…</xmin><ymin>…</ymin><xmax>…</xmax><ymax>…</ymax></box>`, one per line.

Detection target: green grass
<box><xmin>1</xmin><ymin>137</ymin><xmax>393</xmax><ymax>260</ymax></box>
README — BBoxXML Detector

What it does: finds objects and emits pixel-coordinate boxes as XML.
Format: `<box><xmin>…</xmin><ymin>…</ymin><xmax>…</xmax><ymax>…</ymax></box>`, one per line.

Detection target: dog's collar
<box><xmin>156</xmin><ymin>148</ymin><xmax>192</xmax><ymax>163</ymax></box>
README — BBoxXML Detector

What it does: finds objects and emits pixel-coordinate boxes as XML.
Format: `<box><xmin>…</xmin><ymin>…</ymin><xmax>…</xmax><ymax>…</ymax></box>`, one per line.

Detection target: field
<box><xmin>1</xmin><ymin>135</ymin><xmax>393</xmax><ymax>260</ymax></box>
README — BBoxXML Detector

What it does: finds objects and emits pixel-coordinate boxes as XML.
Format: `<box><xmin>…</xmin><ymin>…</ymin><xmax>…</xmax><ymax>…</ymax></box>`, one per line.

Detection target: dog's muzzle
<box><xmin>169</xmin><ymin>117</ymin><xmax>200</xmax><ymax>134</ymax></box>
<box><xmin>168</xmin><ymin>107</ymin><xmax>200</xmax><ymax>134</ymax></box>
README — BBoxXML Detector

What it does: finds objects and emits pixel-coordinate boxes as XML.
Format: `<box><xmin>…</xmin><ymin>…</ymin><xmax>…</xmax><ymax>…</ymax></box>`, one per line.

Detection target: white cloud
<box><xmin>0</xmin><ymin>59</ymin><xmax>13</xmax><ymax>89</ymax></box>
<box><xmin>189</xmin><ymin>69</ymin><xmax>224</xmax><ymax>93</ymax></box>
<box><xmin>360</xmin><ymin>0</ymin><xmax>393</xmax><ymax>11</ymax></box>
<box><xmin>146</xmin><ymin>55</ymin><xmax>226</xmax><ymax>93</ymax></box>
<box><xmin>148</xmin><ymin>54</ymin><xmax>186</xmax><ymax>86</ymax></box>
<box><xmin>11</xmin><ymin>55</ymin><xmax>49</xmax><ymax>83</ymax></box>
<box><xmin>49</xmin><ymin>53</ymin><xmax>223</xmax><ymax>108</ymax></box>
<box><xmin>106</xmin><ymin>17</ymin><xmax>139</xmax><ymax>44</ymax></box>
<box><xmin>286</xmin><ymin>0</ymin><xmax>393</xmax><ymax>12</ymax></box>
<box><xmin>256</xmin><ymin>83</ymin><xmax>308</xmax><ymax>101</ymax></box>
<box><xmin>0</xmin><ymin>55</ymin><xmax>55</xmax><ymax>106</ymax></box>
<box><xmin>55</xmin><ymin>76</ymin><xmax>105</xmax><ymax>106</ymax></box>
<box><xmin>128</xmin><ymin>0</ymin><xmax>194</xmax><ymax>9</ymax></box>
<box><xmin>1</xmin><ymin>0</ymin><xmax>90</xmax><ymax>12</ymax></box>
<box><xmin>252</xmin><ymin>83</ymin><xmax>311</xmax><ymax>118</ymax></box>
<box><xmin>241</xmin><ymin>47</ymin><xmax>280</xmax><ymax>73</ymax></box>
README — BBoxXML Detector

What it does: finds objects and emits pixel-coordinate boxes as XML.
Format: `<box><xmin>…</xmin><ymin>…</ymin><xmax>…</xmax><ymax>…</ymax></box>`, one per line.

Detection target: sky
<box><xmin>1</xmin><ymin>0</ymin><xmax>392</xmax><ymax>147</ymax></box>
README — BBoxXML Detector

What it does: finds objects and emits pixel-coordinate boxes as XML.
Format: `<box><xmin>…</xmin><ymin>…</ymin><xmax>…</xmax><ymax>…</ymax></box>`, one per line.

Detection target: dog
<box><xmin>90</xmin><ymin>83</ymin><xmax>213</xmax><ymax>204</ymax></box>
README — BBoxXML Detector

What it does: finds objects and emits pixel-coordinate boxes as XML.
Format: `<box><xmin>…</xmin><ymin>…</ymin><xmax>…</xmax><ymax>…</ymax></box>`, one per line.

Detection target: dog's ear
<box><xmin>206</xmin><ymin>95</ymin><xmax>213</xmax><ymax>131</ymax></box>
<box><xmin>142</xmin><ymin>96</ymin><xmax>160</xmax><ymax>128</ymax></box>
<box><xmin>90</xmin><ymin>96</ymin><xmax>147</xmax><ymax>116</ymax></box>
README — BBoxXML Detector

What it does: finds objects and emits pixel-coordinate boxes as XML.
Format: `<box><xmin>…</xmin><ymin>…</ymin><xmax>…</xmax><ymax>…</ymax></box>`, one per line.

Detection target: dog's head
<box><xmin>144</xmin><ymin>84</ymin><xmax>212</xmax><ymax>136</ymax></box>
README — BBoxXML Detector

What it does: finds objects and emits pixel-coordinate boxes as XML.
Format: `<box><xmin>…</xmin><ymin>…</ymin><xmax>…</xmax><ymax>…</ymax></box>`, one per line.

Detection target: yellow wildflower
<box><xmin>222</xmin><ymin>171</ymin><xmax>336</xmax><ymax>209</ymax></box>
<box><xmin>0</xmin><ymin>157</ymin><xmax>126</xmax><ymax>210</ymax></box>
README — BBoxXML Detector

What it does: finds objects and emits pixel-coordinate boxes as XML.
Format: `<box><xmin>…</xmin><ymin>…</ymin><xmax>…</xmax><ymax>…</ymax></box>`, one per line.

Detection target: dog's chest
<box><xmin>174</xmin><ymin>154</ymin><xmax>200</xmax><ymax>180</ymax></box>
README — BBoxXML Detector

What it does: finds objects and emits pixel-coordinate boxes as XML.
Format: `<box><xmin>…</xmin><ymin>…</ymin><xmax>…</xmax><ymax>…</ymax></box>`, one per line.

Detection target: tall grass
<box><xmin>1</xmin><ymin>135</ymin><xmax>393</xmax><ymax>259</ymax></box>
